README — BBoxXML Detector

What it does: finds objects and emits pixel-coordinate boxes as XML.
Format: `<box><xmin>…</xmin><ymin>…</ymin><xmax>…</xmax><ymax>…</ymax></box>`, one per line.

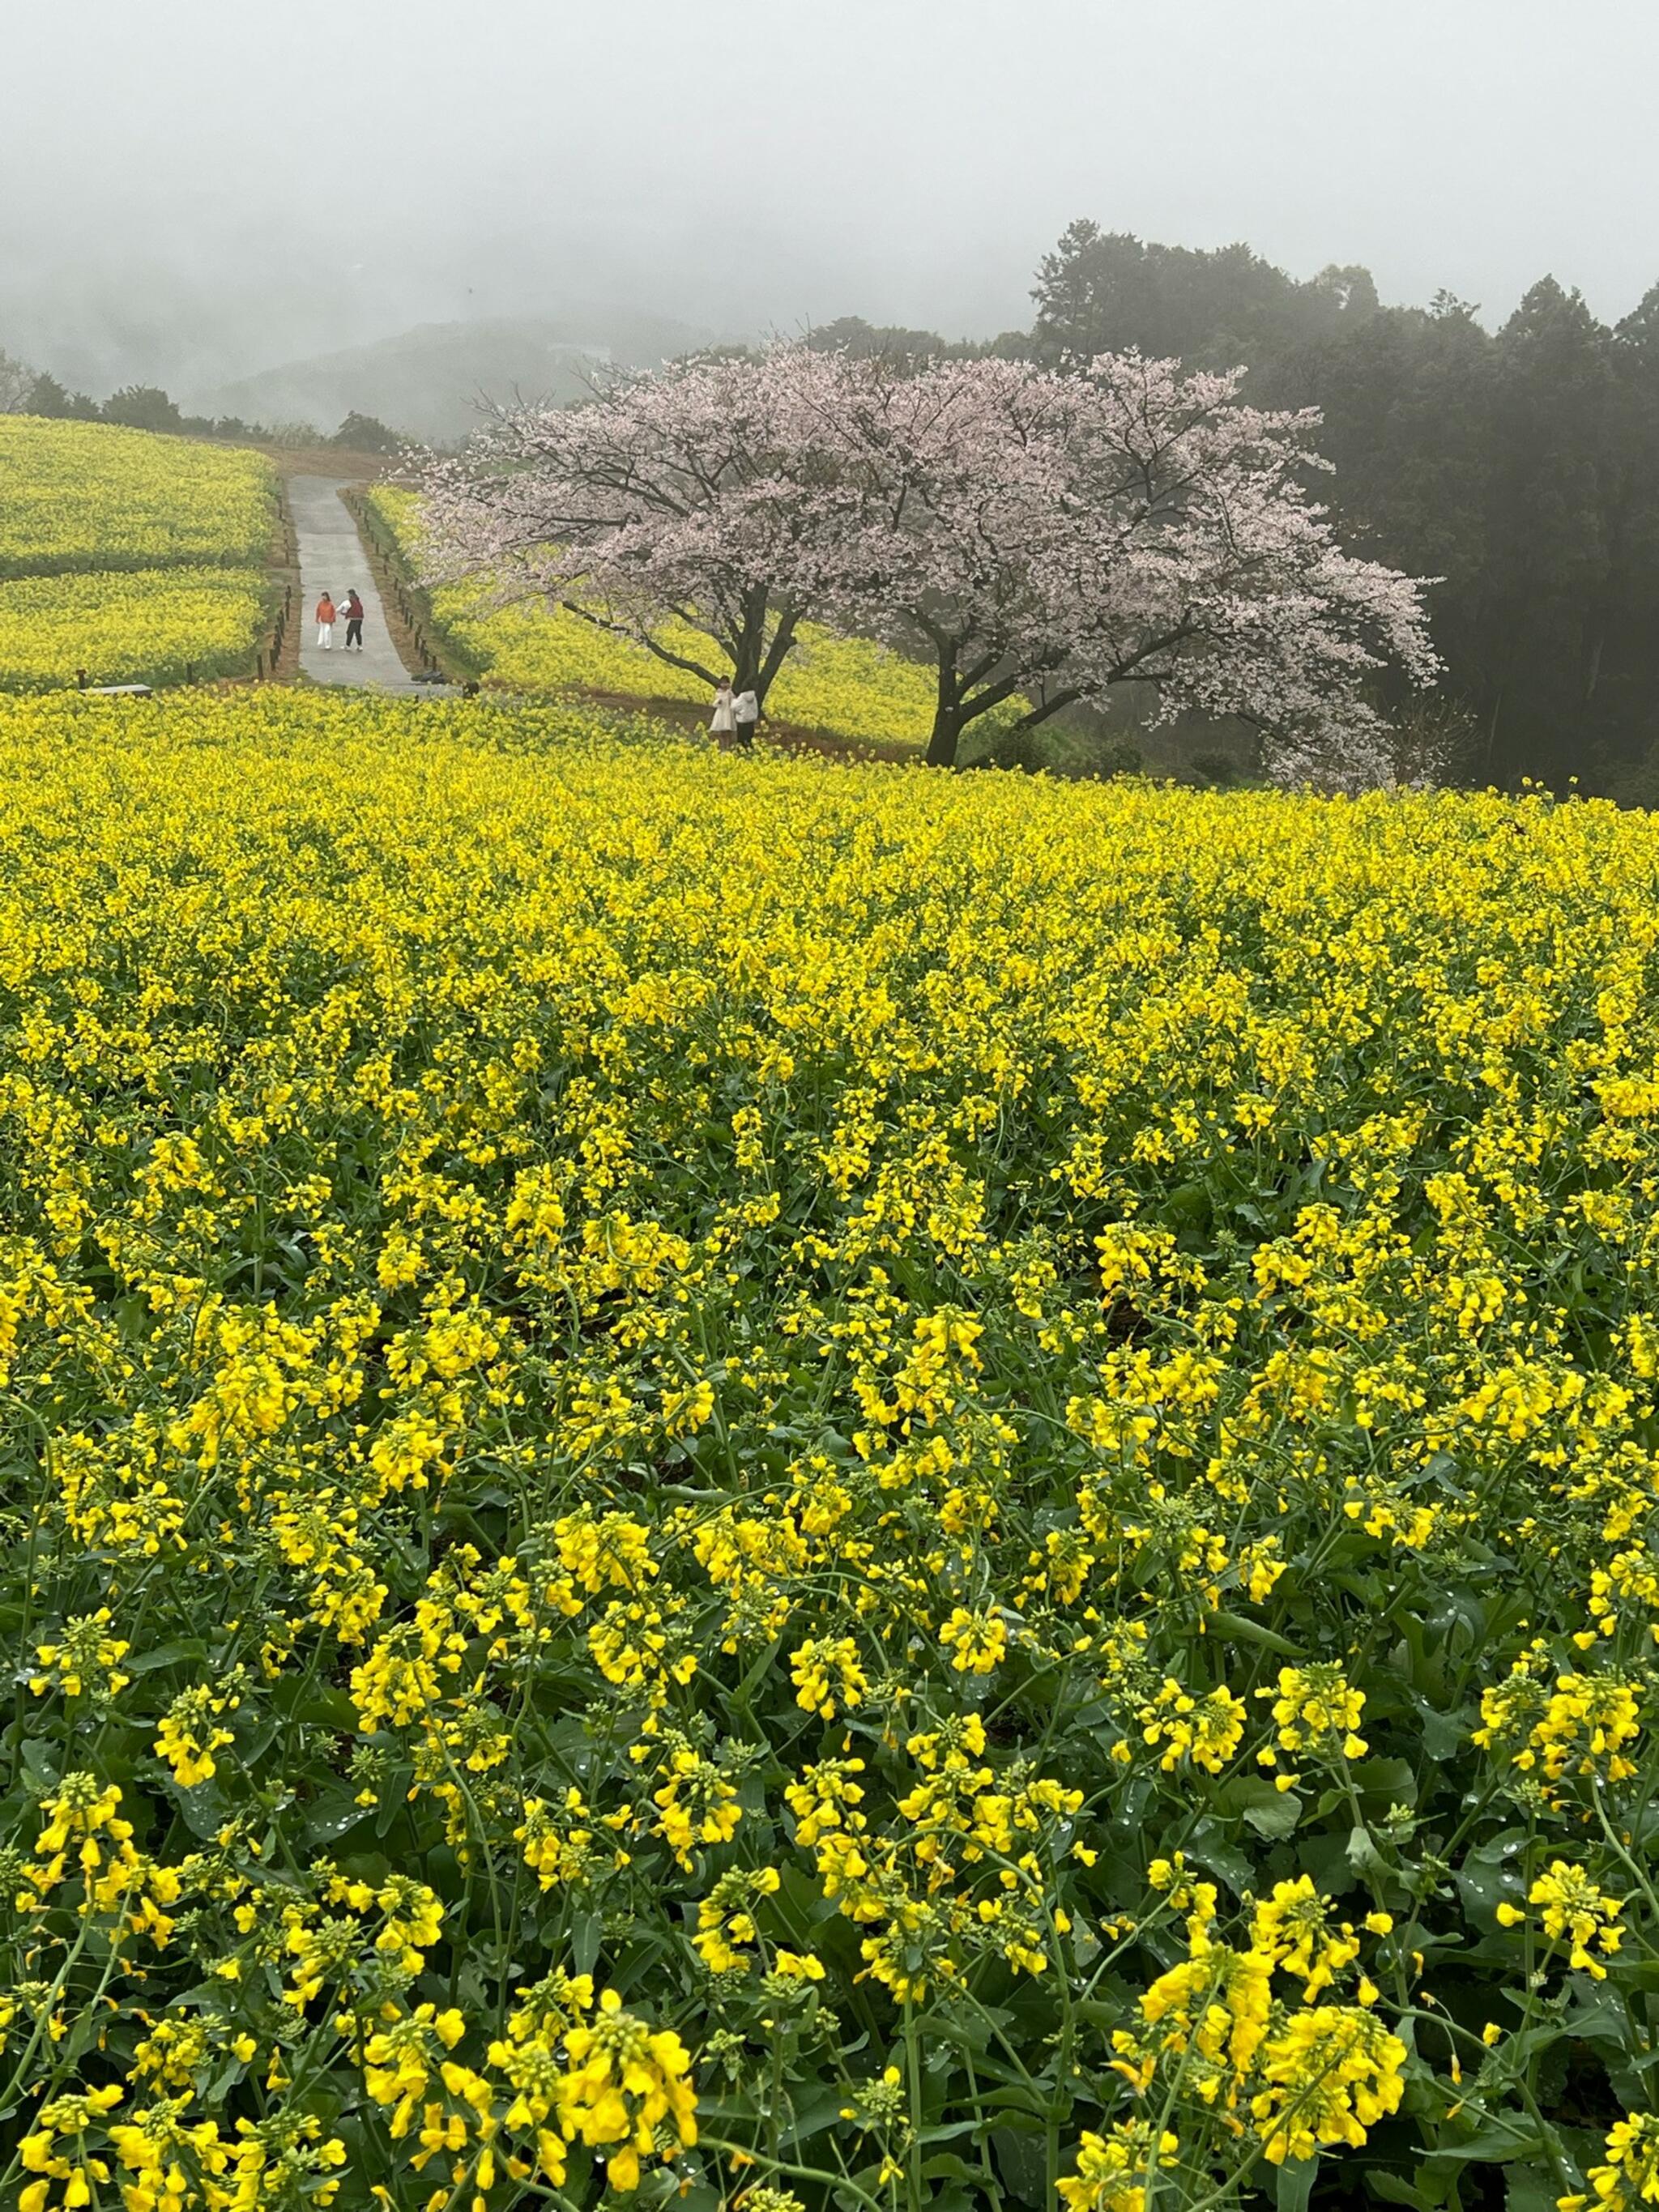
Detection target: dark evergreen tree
<box><xmin>101</xmin><ymin>385</ymin><xmax>184</xmax><ymax>433</ymax></box>
<box><xmin>24</xmin><ymin>372</ymin><xmax>102</xmax><ymax>420</ymax></box>
<box><xmin>1029</xmin><ymin>219</ymin><xmax>1659</xmax><ymax>791</ymax></box>
<box><xmin>334</xmin><ymin>411</ymin><xmax>404</xmax><ymax>454</ymax></box>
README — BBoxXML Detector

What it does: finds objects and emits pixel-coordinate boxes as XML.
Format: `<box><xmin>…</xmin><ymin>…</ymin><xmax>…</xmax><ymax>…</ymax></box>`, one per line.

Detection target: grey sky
<box><xmin>7</xmin><ymin>0</ymin><xmax>1657</xmax><ymax>392</ymax></box>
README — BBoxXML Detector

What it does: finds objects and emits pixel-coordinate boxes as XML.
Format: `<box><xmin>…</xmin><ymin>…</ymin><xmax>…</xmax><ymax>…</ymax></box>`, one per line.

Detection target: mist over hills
<box><xmin>189</xmin><ymin>310</ymin><xmax>714</xmax><ymax>445</ymax></box>
<box><xmin>0</xmin><ymin>237</ymin><xmax>722</xmax><ymax>438</ymax></box>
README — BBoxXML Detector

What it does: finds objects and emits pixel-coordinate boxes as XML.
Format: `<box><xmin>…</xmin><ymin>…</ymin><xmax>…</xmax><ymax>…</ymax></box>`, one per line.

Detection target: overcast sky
<box><xmin>7</xmin><ymin>0</ymin><xmax>1658</xmax><ymax>391</ymax></box>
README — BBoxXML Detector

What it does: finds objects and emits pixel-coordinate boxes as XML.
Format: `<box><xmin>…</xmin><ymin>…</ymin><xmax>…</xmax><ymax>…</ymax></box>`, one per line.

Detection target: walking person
<box><xmin>341</xmin><ymin>588</ymin><xmax>365</xmax><ymax>653</ymax></box>
<box><xmin>315</xmin><ymin>590</ymin><xmax>336</xmax><ymax>650</ymax></box>
<box><xmin>732</xmin><ymin>684</ymin><xmax>759</xmax><ymax>748</ymax></box>
<box><xmin>710</xmin><ymin>677</ymin><xmax>737</xmax><ymax>743</ymax></box>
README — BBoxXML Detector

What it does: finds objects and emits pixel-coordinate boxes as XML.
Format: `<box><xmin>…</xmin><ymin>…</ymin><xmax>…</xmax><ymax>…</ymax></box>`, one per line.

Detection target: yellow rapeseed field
<box><xmin>0</xmin><ymin>417</ymin><xmax>277</xmax><ymax>578</ymax></box>
<box><xmin>6</xmin><ymin>688</ymin><xmax>1659</xmax><ymax>2212</ymax></box>
<box><xmin>0</xmin><ymin>568</ymin><xmax>269</xmax><ymax>691</ymax></box>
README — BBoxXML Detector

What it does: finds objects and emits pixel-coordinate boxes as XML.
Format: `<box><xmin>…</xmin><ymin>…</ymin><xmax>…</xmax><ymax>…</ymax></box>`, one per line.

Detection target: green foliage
<box><xmin>1030</xmin><ymin>222</ymin><xmax>1659</xmax><ymax>794</ymax></box>
<box><xmin>101</xmin><ymin>384</ymin><xmax>186</xmax><ymax>434</ymax></box>
<box><xmin>1190</xmin><ymin>748</ymin><xmax>1241</xmax><ymax>787</ymax></box>
<box><xmin>333</xmin><ymin>411</ymin><xmax>403</xmax><ymax>455</ymax></box>
<box><xmin>21</xmin><ymin>371</ymin><xmax>104</xmax><ymax>422</ymax></box>
<box><xmin>1030</xmin><ymin>222</ymin><xmax>1379</xmax><ymax>369</ymax></box>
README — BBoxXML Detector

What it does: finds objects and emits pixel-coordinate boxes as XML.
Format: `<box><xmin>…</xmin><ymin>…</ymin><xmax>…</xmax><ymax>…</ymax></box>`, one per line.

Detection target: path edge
<box><xmin>339</xmin><ymin>486</ymin><xmax>473</xmax><ymax>685</ymax></box>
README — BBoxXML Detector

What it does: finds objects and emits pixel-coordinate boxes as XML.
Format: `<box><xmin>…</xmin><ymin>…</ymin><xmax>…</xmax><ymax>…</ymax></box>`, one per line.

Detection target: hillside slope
<box><xmin>195</xmin><ymin>311</ymin><xmax>711</xmax><ymax>443</ymax></box>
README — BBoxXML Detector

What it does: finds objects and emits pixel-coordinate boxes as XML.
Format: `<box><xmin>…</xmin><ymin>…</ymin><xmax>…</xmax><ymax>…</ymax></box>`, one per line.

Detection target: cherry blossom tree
<box><xmin>792</xmin><ymin>356</ymin><xmax>1088</xmax><ymax>767</ymax></box>
<box><xmin>412</xmin><ymin>347</ymin><xmax>872</xmax><ymax>710</ymax></box>
<box><xmin>416</xmin><ymin>341</ymin><xmax>1437</xmax><ymax>783</ymax></box>
<box><xmin>1047</xmin><ymin>353</ymin><xmax>1439</xmax><ymax>785</ymax></box>
<box><xmin>807</xmin><ymin>351</ymin><xmax>1439</xmax><ymax>774</ymax></box>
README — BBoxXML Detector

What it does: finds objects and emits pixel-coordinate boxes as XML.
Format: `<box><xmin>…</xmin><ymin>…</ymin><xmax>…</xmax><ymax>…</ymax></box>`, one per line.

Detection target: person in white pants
<box><xmin>315</xmin><ymin>590</ymin><xmax>336</xmax><ymax>650</ymax></box>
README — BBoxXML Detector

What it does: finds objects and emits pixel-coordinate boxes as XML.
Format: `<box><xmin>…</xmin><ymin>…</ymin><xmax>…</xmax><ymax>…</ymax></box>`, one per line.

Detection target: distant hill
<box><xmin>194</xmin><ymin>311</ymin><xmax>712</xmax><ymax>444</ymax></box>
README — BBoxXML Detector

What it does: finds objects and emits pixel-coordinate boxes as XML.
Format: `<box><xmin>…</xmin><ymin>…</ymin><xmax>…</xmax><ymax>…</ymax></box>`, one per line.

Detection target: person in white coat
<box><xmin>710</xmin><ymin>679</ymin><xmax>737</xmax><ymax>739</ymax></box>
<box><xmin>732</xmin><ymin>686</ymin><xmax>759</xmax><ymax>747</ymax></box>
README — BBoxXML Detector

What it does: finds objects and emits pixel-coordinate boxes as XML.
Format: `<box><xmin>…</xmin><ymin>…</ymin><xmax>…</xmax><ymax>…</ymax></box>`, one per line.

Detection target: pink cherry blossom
<box><xmin>415</xmin><ymin>343</ymin><xmax>1437</xmax><ymax>783</ymax></box>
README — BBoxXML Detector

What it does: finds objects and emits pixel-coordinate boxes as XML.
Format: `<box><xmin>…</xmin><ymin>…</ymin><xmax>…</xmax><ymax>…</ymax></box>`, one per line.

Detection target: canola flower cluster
<box><xmin>4</xmin><ymin>686</ymin><xmax>1659</xmax><ymax>2212</ymax></box>
<box><xmin>368</xmin><ymin>484</ymin><xmax>1016</xmax><ymax>747</ymax></box>
<box><xmin>0</xmin><ymin>418</ymin><xmax>276</xmax><ymax>578</ymax></box>
<box><xmin>0</xmin><ymin>569</ymin><xmax>270</xmax><ymax>693</ymax></box>
<box><xmin>0</xmin><ymin>419</ymin><xmax>275</xmax><ymax>692</ymax></box>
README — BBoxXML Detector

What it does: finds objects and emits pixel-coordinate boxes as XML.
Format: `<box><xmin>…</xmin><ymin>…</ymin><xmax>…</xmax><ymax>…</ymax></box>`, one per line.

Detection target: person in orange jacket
<box><xmin>315</xmin><ymin>591</ymin><xmax>336</xmax><ymax>650</ymax></box>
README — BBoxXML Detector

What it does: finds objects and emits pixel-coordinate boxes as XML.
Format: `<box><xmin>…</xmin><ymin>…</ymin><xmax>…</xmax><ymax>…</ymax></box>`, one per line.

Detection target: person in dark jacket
<box><xmin>341</xmin><ymin>590</ymin><xmax>365</xmax><ymax>652</ymax></box>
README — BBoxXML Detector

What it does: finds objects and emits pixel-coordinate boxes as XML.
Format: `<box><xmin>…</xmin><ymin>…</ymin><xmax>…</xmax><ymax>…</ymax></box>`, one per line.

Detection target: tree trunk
<box><xmin>925</xmin><ymin>716</ymin><xmax>963</xmax><ymax>768</ymax></box>
<box><xmin>753</xmin><ymin>605</ymin><xmax>801</xmax><ymax>713</ymax></box>
<box><xmin>926</xmin><ymin>641</ymin><xmax>963</xmax><ymax>767</ymax></box>
<box><xmin>728</xmin><ymin>587</ymin><xmax>800</xmax><ymax>713</ymax></box>
<box><xmin>731</xmin><ymin>584</ymin><xmax>769</xmax><ymax>697</ymax></box>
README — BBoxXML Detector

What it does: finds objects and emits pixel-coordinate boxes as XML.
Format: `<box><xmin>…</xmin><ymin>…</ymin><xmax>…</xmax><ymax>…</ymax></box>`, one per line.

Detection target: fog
<box><xmin>7</xmin><ymin>0</ymin><xmax>1659</xmax><ymax>401</ymax></box>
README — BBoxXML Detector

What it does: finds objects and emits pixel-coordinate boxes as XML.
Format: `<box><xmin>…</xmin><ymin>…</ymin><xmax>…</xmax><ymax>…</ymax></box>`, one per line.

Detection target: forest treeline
<box><xmin>817</xmin><ymin>226</ymin><xmax>1659</xmax><ymax>798</ymax></box>
<box><xmin>0</xmin><ymin>349</ymin><xmax>402</xmax><ymax>458</ymax></box>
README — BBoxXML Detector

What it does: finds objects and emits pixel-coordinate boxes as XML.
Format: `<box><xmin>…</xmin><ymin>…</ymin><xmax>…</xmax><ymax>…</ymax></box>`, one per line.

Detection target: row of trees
<box><xmin>0</xmin><ymin>346</ymin><xmax>401</xmax><ymax>454</ymax></box>
<box><xmin>426</xmin><ymin>231</ymin><xmax>1659</xmax><ymax>791</ymax></box>
<box><xmin>417</xmin><ymin>344</ymin><xmax>1434</xmax><ymax>779</ymax></box>
<box><xmin>1028</xmin><ymin>227</ymin><xmax>1659</xmax><ymax>794</ymax></box>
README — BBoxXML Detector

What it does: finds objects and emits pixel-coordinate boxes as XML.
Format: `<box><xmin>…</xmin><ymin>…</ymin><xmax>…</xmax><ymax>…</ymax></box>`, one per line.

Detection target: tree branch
<box><xmin>558</xmin><ymin>599</ymin><xmax>725</xmax><ymax>689</ymax></box>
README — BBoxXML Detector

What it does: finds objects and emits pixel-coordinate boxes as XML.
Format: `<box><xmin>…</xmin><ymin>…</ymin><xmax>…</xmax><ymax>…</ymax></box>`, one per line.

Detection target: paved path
<box><xmin>289</xmin><ymin>475</ymin><xmax>429</xmax><ymax>693</ymax></box>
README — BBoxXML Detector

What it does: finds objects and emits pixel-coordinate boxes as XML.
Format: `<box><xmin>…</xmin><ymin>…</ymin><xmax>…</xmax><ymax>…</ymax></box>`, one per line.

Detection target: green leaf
<box><xmin>1419</xmin><ymin>1704</ymin><xmax>1472</xmax><ymax>1761</ymax></box>
<box><xmin>126</xmin><ymin>1638</ymin><xmax>211</xmax><ymax>1675</ymax></box>
<box><xmin>1158</xmin><ymin>1180</ymin><xmax>1212</xmax><ymax>1228</ymax></box>
<box><xmin>1427</xmin><ymin>2116</ymin><xmax>1546</xmax><ymax>2166</ymax></box>
<box><xmin>571</xmin><ymin>1909</ymin><xmax>603</xmax><ymax>1976</ymax></box>
<box><xmin>1350</xmin><ymin>1755</ymin><xmax>1418</xmax><ymax>1804</ymax></box>
<box><xmin>1507</xmin><ymin>2167</ymin><xmax>1564</xmax><ymax>2212</ymax></box>
<box><xmin>270</xmin><ymin>1674</ymin><xmax>357</xmax><ymax>1728</ymax></box>
<box><xmin>1208</xmin><ymin>1607</ymin><xmax>1303</xmax><ymax>1657</ymax></box>
<box><xmin>1560</xmin><ymin>1975</ymin><xmax>1630</xmax><ymax>2047</ymax></box>
<box><xmin>1218</xmin><ymin>1775</ymin><xmax>1306</xmax><ymax>1838</ymax></box>
<box><xmin>777</xmin><ymin>2085</ymin><xmax>851</xmax><ymax>2152</ymax></box>
<box><xmin>1369</xmin><ymin>2177</ymin><xmax>1436</xmax><ymax>2210</ymax></box>
<box><xmin>1185</xmin><ymin>1818</ymin><xmax>1256</xmax><ymax>1893</ymax></box>
<box><xmin>1347</xmin><ymin>1822</ymin><xmax>1388</xmax><ymax>1878</ymax></box>
<box><xmin>1274</xmin><ymin>2156</ymin><xmax>1319</xmax><ymax>2212</ymax></box>
<box><xmin>1456</xmin><ymin>1830</ymin><xmax>1529</xmax><ymax>1920</ymax></box>
<box><xmin>1243</xmin><ymin>1790</ymin><xmax>1303</xmax><ymax>1839</ymax></box>
<box><xmin>913</xmin><ymin>2010</ymin><xmax>996</xmax><ymax>2054</ymax></box>
<box><xmin>19</xmin><ymin>1736</ymin><xmax>62</xmax><ymax>1786</ymax></box>
<box><xmin>992</xmin><ymin>2128</ymin><xmax>1048</xmax><ymax>2210</ymax></box>
<box><xmin>305</xmin><ymin>1786</ymin><xmax>373</xmax><ymax>1845</ymax></box>
<box><xmin>1295</xmin><ymin>1829</ymin><xmax>1365</xmax><ymax>1898</ymax></box>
